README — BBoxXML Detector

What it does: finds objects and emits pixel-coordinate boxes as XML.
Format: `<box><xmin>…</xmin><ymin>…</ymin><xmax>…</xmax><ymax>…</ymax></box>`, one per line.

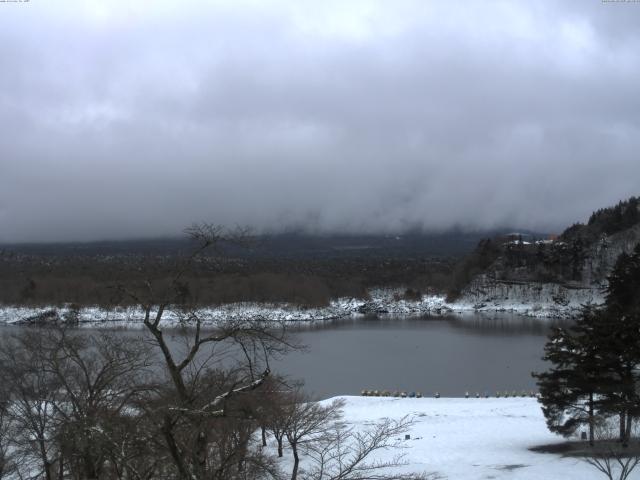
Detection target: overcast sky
<box><xmin>1</xmin><ymin>0</ymin><xmax>639</xmax><ymax>242</ymax></box>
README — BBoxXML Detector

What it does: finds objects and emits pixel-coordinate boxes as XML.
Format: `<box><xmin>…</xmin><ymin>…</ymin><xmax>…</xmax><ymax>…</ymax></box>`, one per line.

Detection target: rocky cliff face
<box><xmin>459</xmin><ymin>224</ymin><xmax>640</xmax><ymax>317</ymax></box>
<box><xmin>581</xmin><ymin>223</ymin><xmax>640</xmax><ymax>285</ymax></box>
<box><xmin>459</xmin><ymin>276</ymin><xmax>604</xmax><ymax>317</ymax></box>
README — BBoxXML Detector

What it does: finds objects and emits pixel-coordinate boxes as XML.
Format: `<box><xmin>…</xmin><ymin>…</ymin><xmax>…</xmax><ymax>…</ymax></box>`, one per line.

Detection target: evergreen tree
<box><xmin>535</xmin><ymin>243</ymin><xmax>640</xmax><ymax>445</ymax></box>
<box><xmin>606</xmin><ymin>243</ymin><xmax>640</xmax><ymax>317</ymax></box>
<box><xmin>534</xmin><ymin>307</ymin><xmax>606</xmax><ymax>445</ymax></box>
<box><xmin>597</xmin><ymin>243</ymin><xmax>640</xmax><ymax>445</ymax></box>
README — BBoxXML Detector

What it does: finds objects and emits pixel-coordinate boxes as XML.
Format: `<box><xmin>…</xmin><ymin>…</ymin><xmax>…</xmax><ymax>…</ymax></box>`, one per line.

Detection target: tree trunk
<box><xmin>625</xmin><ymin>415</ymin><xmax>633</xmax><ymax>445</ymax></box>
<box><xmin>620</xmin><ymin>410</ymin><xmax>627</xmax><ymax>446</ymax></box>
<box><xmin>57</xmin><ymin>452</ymin><xmax>64</xmax><ymax>480</ymax></box>
<box><xmin>588</xmin><ymin>392</ymin><xmax>594</xmax><ymax>447</ymax></box>
<box><xmin>277</xmin><ymin>437</ymin><xmax>283</xmax><ymax>458</ymax></box>
<box><xmin>145</xmin><ymin>322</ymin><xmax>189</xmax><ymax>401</ymax></box>
<box><xmin>291</xmin><ymin>443</ymin><xmax>299</xmax><ymax>480</ymax></box>
<box><xmin>237</xmin><ymin>438</ymin><xmax>248</xmax><ymax>473</ymax></box>
<box><xmin>84</xmin><ymin>450</ymin><xmax>98</xmax><ymax>479</ymax></box>
<box><xmin>194</xmin><ymin>429</ymin><xmax>208</xmax><ymax>479</ymax></box>
<box><xmin>262</xmin><ymin>426</ymin><xmax>267</xmax><ymax>447</ymax></box>
<box><xmin>39</xmin><ymin>439</ymin><xmax>52</xmax><ymax>480</ymax></box>
<box><xmin>162</xmin><ymin>415</ymin><xmax>191</xmax><ymax>480</ymax></box>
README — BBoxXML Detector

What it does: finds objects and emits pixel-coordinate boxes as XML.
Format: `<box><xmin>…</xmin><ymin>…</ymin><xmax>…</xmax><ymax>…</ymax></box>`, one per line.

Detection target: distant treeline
<box><xmin>1</xmin><ymin>231</ymin><xmax>511</xmax><ymax>308</ymax></box>
<box><xmin>0</xmin><ymin>230</ymin><xmax>494</xmax><ymax>259</ymax></box>
<box><xmin>3</xmin><ymin>197</ymin><xmax>638</xmax><ymax>308</ymax></box>
<box><xmin>0</xmin><ymin>254</ymin><xmax>455</xmax><ymax>308</ymax></box>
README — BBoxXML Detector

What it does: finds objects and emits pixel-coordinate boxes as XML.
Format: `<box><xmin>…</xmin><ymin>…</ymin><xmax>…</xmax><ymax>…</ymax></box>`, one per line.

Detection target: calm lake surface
<box><xmin>3</xmin><ymin>313</ymin><xmax>565</xmax><ymax>400</ymax></box>
<box><xmin>271</xmin><ymin>314</ymin><xmax>563</xmax><ymax>399</ymax></box>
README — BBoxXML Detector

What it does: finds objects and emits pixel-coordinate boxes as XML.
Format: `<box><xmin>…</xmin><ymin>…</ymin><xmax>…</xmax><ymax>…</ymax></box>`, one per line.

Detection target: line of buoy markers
<box><xmin>361</xmin><ymin>390</ymin><xmax>540</xmax><ymax>398</ymax></box>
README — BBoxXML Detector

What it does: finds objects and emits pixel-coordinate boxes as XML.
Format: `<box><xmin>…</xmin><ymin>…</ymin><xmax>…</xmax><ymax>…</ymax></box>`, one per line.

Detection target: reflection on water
<box><xmin>0</xmin><ymin>313</ymin><xmax>565</xmax><ymax>400</ymax></box>
<box><xmin>290</xmin><ymin>313</ymin><xmax>571</xmax><ymax>335</ymax></box>
<box><xmin>274</xmin><ymin>314</ymin><xmax>565</xmax><ymax>399</ymax></box>
<box><xmin>447</xmin><ymin>314</ymin><xmax>572</xmax><ymax>335</ymax></box>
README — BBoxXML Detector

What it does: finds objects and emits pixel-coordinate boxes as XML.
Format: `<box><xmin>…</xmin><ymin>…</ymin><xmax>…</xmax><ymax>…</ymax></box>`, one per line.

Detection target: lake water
<box><xmin>271</xmin><ymin>314</ymin><xmax>563</xmax><ymax>399</ymax></box>
<box><xmin>1</xmin><ymin>313</ymin><xmax>564</xmax><ymax>400</ymax></box>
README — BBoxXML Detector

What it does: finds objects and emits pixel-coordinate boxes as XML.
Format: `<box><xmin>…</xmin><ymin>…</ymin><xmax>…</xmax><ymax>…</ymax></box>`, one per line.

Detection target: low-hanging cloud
<box><xmin>1</xmin><ymin>0</ymin><xmax>639</xmax><ymax>242</ymax></box>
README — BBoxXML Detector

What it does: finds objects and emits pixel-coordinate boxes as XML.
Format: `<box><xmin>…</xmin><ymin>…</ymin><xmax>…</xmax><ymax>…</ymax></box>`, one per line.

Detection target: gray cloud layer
<box><xmin>1</xmin><ymin>0</ymin><xmax>639</xmax><ymax>242</ymax></box>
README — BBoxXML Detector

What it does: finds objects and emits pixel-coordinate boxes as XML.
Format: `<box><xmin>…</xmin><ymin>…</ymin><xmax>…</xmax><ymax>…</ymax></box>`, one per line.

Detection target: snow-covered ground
<box><xmin>0</xmin><ymin>286</ymin><xmax>586</xmax><ymax>327</ymax></box>
<box><xmin>279</xmin><ymin>396</ymin><xmax>601</xmax><ymax>480</ymax></box>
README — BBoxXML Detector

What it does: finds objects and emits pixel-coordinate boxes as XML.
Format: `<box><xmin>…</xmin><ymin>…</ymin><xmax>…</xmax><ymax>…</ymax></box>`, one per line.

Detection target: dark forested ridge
<box><xmin>0</xmin><ymin>230</ymin><xmax>497</xmax><ymax>259</ymax></box>
<box><xmin>3</xmin><ymin>196</ymin><xmax>638</xmax><ymax>308</ymax></box>
<box><xmin>561</xmin><ymin>196</ymin><xmax>640</xmax><ymax>243</ymax></box>
<box><xmin>0</xmin><ymin>231</ymin><xmax>509</xmax><ymax>307</ymax></box>
<box><xmin>448</xmin><ymin>195</ymin><xmax>640</xmax><ymax>299</ymax></box>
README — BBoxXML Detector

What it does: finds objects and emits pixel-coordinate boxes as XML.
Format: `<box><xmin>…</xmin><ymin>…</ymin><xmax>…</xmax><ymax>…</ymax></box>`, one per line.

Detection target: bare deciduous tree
<box><xmin>0</xmin><ymin>394</ymin><xmax>17</xmax><ymax>479</ymax></box>
<box><xmin>304</xmin><ymin>416</ymin><xmax>437</xmax><ymax>480</ymax></box>
<box><xmin>583</xmin><ymin>421</ymin><xmax>640</xmax><ymax>480</ymax></box>
<box><xmin>116</xmin><ymin>224</ymin><xmax>297</xmax><ymax>480</ymax></box>
<box><xmin>0</xmin><ymin>329</ymin><xmax>66</xmax><ymax>480</ymax></box>
<box><xmin>281</xmin><ymin>390</ymin><xmax>343</xmax><ymax>480</ymax></box>
<box><xmin>0</xmin><ymin>327</ymin><xmax>154</xmax><ymax>480</ymax></box>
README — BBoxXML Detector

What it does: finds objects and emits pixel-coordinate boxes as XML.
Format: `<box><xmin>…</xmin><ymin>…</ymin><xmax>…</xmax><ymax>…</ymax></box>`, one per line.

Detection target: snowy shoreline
<box><xmin>0</xmin><ymin>287</ymin><xmax>588</xmax><ymax>327</ymax></box>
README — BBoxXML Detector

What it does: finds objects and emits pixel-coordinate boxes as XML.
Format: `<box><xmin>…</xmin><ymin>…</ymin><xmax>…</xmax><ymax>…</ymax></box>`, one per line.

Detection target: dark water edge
<box><xmin>276</xmin><ymin>314</ymin><xmax>565</xmax><ymax>399</ymax></box>
<box><xmin>0</xmin><ymin>313</ymin><xmax>567</xmax><ymax>400</ymax></box>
